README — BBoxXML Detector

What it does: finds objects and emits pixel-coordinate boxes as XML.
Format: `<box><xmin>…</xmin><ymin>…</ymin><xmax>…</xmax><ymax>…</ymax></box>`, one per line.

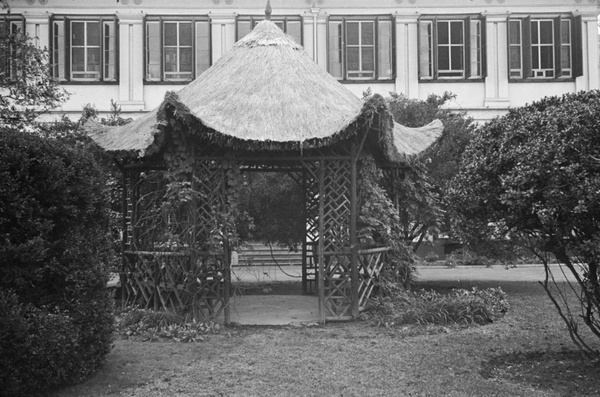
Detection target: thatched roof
<box><xmin>391</xmin><ymin>120</ymin><xmax>444</xmax><ymax>157</ymax></box>
<box><xmin>85</xmin><ymin>20</ymin><xmax>442</xmax><ymax>162</ymax></box>
<box><xmin>86</xmin><ymin>108</ymin><xmax>161</xmax><ymax>154</ymax></box>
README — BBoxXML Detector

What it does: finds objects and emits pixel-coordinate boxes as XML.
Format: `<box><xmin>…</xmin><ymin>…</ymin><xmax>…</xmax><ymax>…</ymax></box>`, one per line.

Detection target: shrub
<box><xmin>0</xmin><ymin>128</ymin><xmax>115</xmax><ymax>396</ymax></box>
<box><xmin>424</xmin><ymin>252</ymin><xmax>439</xmax><ymax>263</ymax></box>
<box><xmin>361</xmin><ymin>286</ymin><xmax>509</xmax><ymax>327</ymax></box>
<box><xmin>118</xmin><ymin>308</ymin><xmax>221</xmax><ymax>342</ymax></box>
<box><xmin>449</xmin><ymin>90</ymin><xmax>600</xmax><ymax>358</ymax></box>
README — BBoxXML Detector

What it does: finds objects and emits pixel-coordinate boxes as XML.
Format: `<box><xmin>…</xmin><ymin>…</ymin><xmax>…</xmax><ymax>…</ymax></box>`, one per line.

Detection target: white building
<box><xmin>2</xmin><ymin>0</ymin><xmax>599</xmax><ymax>122</ymax></box>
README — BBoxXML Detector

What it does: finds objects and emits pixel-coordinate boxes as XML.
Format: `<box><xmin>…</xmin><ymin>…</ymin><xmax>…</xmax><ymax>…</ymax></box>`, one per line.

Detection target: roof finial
<box><xmin>265</xmin><ymin>0</ymin><xmax>272</xmax><ymax>21</ymax></box>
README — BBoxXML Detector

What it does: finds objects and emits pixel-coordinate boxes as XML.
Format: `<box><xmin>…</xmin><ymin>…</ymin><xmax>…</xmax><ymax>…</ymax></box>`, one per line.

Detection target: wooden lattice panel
<box><xmin>323</xmin><ymin>251</ymin><xmax>353</xmax><ymax>318</ymax></box>
<box><xmin>123</xmin><ymin>251</ymin><xmax>227</xmax><ymax>321</ymax></box>
<box><xmin>322</xmin><ymin>161</ymin><xmax>351</xmax><ymax>252</ymax></box>
<box><xmin>194</xmin><ymin>160</ymin><xmax>227</xmax><ymax>241</ymax></box>
<box><xmin>357</xmin><ymin>248</ymin><xmax>389</xmax><ymax>310</ymax></box>
<box><xmin>299</xmin><ymin>163</ymin><xmax>320</xmax><ymax>294</ymax></box>
<box><xmin>322</xmin><ymin>160</ymin><xmax>352</xmax><ymax>318</ymax></box>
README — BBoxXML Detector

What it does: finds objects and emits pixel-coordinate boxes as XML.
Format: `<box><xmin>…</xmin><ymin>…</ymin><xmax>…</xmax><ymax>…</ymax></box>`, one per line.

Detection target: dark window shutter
<box><xmin>465</xmin><ymin>16</ymin><xmax>471</xmax><ymax>78</ymax></box>
<box><xmin>522</xmin><ymin>16</ymin><xmax>532</xmax><ymax>79</ymax></box>
<box><xmin>572</xmin><ymin>15</ymin><xmax>583</xmax><ymax>78</ymax></box>
<box><xmin>64</xmin><ymin>18</ymin><xmax>70</xmax><ymax>81</ymax></box>
<box><xmin>114</xmin><ymin>17</ymin><xmax>120</xmax><ymax>82</ymax></box>
<box><xmin>554</xmin><ymin>15</ymin><xmax>562</xmax><ymax>78</ymax></box>
<box><xmin>432</xmin><ymin>17</ymin><xmax>438</xmax><ymax>79</ymax></box>
<box><xmin>481</xmin><ymin>15</ymin><xmax>487</xmax><ymax>78</ymax></box>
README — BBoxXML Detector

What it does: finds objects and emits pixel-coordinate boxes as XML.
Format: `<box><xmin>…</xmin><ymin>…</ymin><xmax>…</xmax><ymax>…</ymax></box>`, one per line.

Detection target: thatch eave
<box><xmin>84</xmin><ymin>92</ymin><xmax>443</xmax><ymax>164</ymax></box>
<box><xmin>159</xmin><ymin>90</ymin><xmax>364</xmax><ymax>153</ymax></box>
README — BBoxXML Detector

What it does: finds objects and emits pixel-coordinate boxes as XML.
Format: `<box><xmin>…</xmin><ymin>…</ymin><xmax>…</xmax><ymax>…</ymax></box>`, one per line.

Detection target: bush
<box><xmin>0</xmin><ymin>128</ymin><xmax>115</xmax><ymax>396</ymax></box>
<box><xmin>118</xmin><ymin>308</ymin><xmax>221</xmax><ymax>342</ymax></box>
<box><xmin>361</xmin><ymin>286</ymin><xmax>509</xmax><ymax>327</ymax></box>
<box><xmin>424</xmin><ymin>252</ymin><xmax>439</xmax><ymax>263</ymax></box>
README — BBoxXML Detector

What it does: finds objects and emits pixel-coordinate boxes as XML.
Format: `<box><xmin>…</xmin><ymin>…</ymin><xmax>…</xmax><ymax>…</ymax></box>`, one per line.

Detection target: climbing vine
<box><xmin>133</xmin><ymin>122</ymin><xmax>249</xmax><ymax>254</ymax></box>
<box><xmin>358</xmin><ymin>156</ymin><xmax>416</xmax><ymax>288</ymax></box>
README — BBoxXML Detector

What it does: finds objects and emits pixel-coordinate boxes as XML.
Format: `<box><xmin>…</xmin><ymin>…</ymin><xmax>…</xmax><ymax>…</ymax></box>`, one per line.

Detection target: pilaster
<box><xmin>315</xmin><ymin>12</ymin><xmax>328</xmax><ymax>70</ymax></box>
<box><xmin>395</xmin><ymin>15</ymin><xmax>418</xmax><ymax>98</ymax></box>
<box><xmin>484</xmin><ymin>15</ymin><xmax>510</xmax><ymax>109</ymax></box>
<box><xmin>22</xmin><ymin>12</ymin><xmax>49</xmax><ymax>50</ymax></box>
<box><xmin>117</xmin><ymin>12</ymin><xmax>145</xmax><ymax>111</ymax></box>
<box><xmin>209</xmin><ymin>13</ymin><xmax>236</xmax><ymax>63</ymax></box>
<box><xmin>576</xmin><ymin>15</ymin><xmax>599</xmax><ymax>92</ymax></box>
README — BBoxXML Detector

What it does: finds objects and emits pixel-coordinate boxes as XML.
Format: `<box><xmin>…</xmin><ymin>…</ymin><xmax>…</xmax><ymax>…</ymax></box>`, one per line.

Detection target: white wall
<box><xmin>7</xmin><ymin>0</ymin><xmax>599</xmax><ymax>122</ymax></box>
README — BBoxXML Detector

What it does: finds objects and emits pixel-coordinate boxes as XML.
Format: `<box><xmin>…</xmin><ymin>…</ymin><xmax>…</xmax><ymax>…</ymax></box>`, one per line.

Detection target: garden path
<box><xmin>227</xmin><ymin>263</ymin><xmax>577</xmax><ymax>326</ymax></box>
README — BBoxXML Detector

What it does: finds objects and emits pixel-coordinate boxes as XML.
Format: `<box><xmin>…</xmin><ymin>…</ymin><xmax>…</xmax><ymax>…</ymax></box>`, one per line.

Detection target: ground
<box><xmin>51</xmin><ymin>265</ymin><xmax>600</xmax><ymax>397</ymax></box>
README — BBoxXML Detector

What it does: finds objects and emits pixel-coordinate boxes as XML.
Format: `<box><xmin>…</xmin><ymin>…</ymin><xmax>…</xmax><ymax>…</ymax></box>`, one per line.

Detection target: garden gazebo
<box><xmin>87</xmin><ymin>18</ymin><xmax>442</xmax><ymax>323</ymax></box>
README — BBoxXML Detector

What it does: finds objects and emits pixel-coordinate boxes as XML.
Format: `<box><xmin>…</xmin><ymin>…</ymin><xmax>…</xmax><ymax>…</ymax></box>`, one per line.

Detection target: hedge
<box><xmin>0</xmin><ymin>128</ymin><xmax>115</xmax><ymax>396</ymax></box>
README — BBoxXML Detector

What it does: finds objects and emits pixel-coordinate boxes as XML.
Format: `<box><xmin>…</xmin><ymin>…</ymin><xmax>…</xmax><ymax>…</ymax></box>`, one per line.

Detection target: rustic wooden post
<box><xmin>318</xmin><ymin>160</ymin><xmax>326</xmax><ymax>323</ymax></box>
<box><xmin>301</xmin><ymin>169</ymin><xmax>308</xmax><ymax>294</ymax></box>
<box><xmin>119</xmin><ymin>164</ymin><xmax>128</xmax><ymax>309</ymax></box>
<box><xmin>223</xmin><ymin>238</ymin><xmax>231</xmax><ymax>325</ymax></box>
<box><xmin>350</xmin><ymin>153</ymin><xmax>359</xmax><ymax>318</ymax></box>
<box><xmin>221</xmin><ymin>157</ymin><xmax>231</xmax><ymax>324</ymax></box>
<box><xmin>351</xmin><ymin>132</ymin><xmax>368</xmax><ymax>317</ymax></box>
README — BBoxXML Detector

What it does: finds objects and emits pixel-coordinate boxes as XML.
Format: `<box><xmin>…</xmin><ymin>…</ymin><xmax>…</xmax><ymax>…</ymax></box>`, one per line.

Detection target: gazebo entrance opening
<box><xmin>233</xmin><ymin>170</ymin><xmax>312</xmax><ymax>295</ymax></box>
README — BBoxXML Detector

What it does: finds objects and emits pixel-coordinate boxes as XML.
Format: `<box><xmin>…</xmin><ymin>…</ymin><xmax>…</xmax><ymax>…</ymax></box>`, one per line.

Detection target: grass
<box><xmin>50</xmin><ymin>280</ymin><xmax>600</xmax><ymax>397</ymax></box>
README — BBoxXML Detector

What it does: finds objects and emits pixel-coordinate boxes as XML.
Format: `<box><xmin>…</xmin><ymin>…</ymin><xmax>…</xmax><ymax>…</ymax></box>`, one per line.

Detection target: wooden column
<box><xmin>301</xmin><ymin>169</ymin><xmax>308</xmax><ymax>294</ymax></box>
<box><xmin>318</xmin><ymin>160</ymin><xmax>326</xmax><ymax>323</ymax></box>
<box><xmin>350</xmin><ymin>153</ymin><xmax>359</xmax><ymax>317</ymax></box>
<box><xmin>120</xmin><ymin>164</ymin><xmax>128</xmax><ymax>308</ymax></box>
<box><xmin>351</xmin><ymin>132</ymin><xmax>368</xmax><ymax>317</ymax></box>
<box><xmin>222</xmin><ymin>158</ymin><xmax>231</xmax><ymax>324</ymax></box>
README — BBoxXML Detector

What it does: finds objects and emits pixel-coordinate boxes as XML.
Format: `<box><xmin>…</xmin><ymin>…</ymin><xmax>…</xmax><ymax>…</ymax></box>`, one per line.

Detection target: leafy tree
<box><xmin>386</xmin><ymin>92</ymin><xmax>476</xmax><ymax>250</ymax></box>
<box><xmin>0</xmin><ymin>5</ymin><xmax>67</xmax><ymax>127</ymax></box>
<box><xmin>449</xmin><ymin>90</ymin><xmax>600</xmax><ymax>358</ymax></box>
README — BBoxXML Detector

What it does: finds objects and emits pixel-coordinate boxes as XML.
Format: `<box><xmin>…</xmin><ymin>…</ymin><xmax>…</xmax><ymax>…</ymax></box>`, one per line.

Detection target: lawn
<box><xmin>52</xmin><ymin>280</ymin><xmax>600</xmax><ymax>397</ymax></box>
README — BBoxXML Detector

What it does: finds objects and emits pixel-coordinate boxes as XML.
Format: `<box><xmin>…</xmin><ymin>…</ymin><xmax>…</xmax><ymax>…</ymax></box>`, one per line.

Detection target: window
<box><xmin>508</xmin><ymin>15</ymin><xmax>582</xmax><ymax>80</ymax></box>
<box><xmin>237</xmin><ymin>15</ymin><xmax>302</xmax><ymax>45</ymax></box>
<box><xmin>0</xmin><ymin>15</ymin><xmax>25</xmax><ymax>81</ymax></box>
<box><xmin>418</xmin><ymin>15</ymin><xmax>485</xmax><ymax>80</ymax></box>
<box><xmin>50</xmin><ymin>15</ymin><xmax>117</xmax><ymax>82</ymax></box>
<box><xmin>145</xmin><ymin>16</ymin><xmax>210</xmax><ymax>83</ymax></box>
<box><xmin>327</xmin><ymin>16</ymin><xmax>394</xmax><ymax>81</ymax></box>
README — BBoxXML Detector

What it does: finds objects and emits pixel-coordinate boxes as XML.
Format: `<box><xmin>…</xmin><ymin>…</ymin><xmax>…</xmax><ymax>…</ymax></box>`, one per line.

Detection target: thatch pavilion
<box><xmin>87</xmin><ymin>18</ymin><xmax>442</xmax><ymax>323</ymax></box>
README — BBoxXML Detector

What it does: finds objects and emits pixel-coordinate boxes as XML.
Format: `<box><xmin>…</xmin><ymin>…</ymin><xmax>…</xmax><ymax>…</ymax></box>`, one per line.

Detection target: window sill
<box><xmin>338</xmin><ymin>79</ymin><xmax>396</xmax><ymax>84</ymax></box>
<box><xmin>59</xmin><ymin>81</ymin><xmax>119</xmax><ymax>85</ymax></box>
<box><xmin>508</xmin><ymin>78</ymin><xmax>576</xmax><ymax>83</ymax></box>
<box><xmin>419</xmin><ymin>78</ymin><xmax>485</xmax><ymax>83</ymax></box>
<box><xmin>144</xmin><ymin>80</ymin><xmax>194</xmax><ymax>85</ymax></box>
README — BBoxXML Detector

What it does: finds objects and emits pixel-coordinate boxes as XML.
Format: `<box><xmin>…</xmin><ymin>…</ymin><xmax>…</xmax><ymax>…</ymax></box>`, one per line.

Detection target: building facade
<box><xmin>2</xmin><ymin>0</ymin><xmax>599</xmax><ymax>122</ymax></box>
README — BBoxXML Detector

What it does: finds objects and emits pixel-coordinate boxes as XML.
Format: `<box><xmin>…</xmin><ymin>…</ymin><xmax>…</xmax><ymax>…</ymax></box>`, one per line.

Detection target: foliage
<box><xmin>81</xmin><ymin>99</ymin><xmax>133</xmax><ymax>127</ymax></box>
<box><xmin>386</xmin><ymin>92</ymin><xmax>476</xmax><ymax>249</ymax></box>
<box><xmin>448</xmin><ymin>90</ymin><xmax>600</xmax><ymax>358</ymax></box>
<box><xmin>34</xmin><ymin>108</ymin><xmax>126</xmax><ymax>273</ymax></box>
<box><xmin>361</xmin><ymin>285</ymin><xmax>509</xmax><ymax>327</ymax></box>
<box><xmin>118</xmin><ymin>307</ymin><xmax>221</xmax><ymax>342</ymax></box>
<box><xmin>153</xmin><ymin>133</ymin><xmax>250</xmax><ymax>253</ymax></box>
<box><xmin>0</xmin><ymin>127</ymin><xmax>115</xmax><ymax>396</ymax></box>
<box><xmin>388</xmin><ymin>92</ymin><xmax>476</xmax><ymax>189</ymax></box>
<box><xmin>0</xmin><ymin>10</ymin><xmax>67</xmax><ymax>127</ymax></box>
<box><xmin>423</xmin><ymin>252</ymin><xmax>439</xmax><ymax>263</ymax></box>
<box><xmin>358</xmin><ymin>157</ymin><xmax>416</xmax><ymax>287</ymax></box>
